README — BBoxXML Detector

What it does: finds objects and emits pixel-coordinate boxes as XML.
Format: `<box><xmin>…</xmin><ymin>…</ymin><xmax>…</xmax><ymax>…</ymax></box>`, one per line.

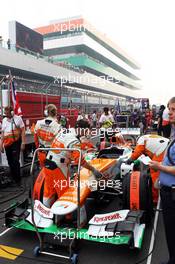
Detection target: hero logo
<box><xmin>94</xmin><ymin>213</ymin><xmax>122</xmax><ymax>223</ymax></box>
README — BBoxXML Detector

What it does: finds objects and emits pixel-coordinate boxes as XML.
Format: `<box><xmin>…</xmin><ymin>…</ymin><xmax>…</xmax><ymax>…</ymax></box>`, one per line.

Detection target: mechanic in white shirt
<box><xmin>34</xmin><ymin>104</ymin><xmax>61</xmax><ymax>167</ymax></box>
<box><xmin>0</xmin><ymin>106</ymin><xmax>25</xmax><ymax>185</ymax></box>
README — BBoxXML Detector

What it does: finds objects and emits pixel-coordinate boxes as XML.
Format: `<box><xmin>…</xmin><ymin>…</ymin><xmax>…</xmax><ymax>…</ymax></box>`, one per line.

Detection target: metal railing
<box><xmin>30</xmin><ymin>147</ymin><xmax>82</xmax><ymax>253</ymax></box>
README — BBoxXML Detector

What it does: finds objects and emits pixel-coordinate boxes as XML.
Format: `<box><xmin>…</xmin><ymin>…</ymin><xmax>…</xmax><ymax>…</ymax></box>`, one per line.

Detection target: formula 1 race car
<box><xmin>5</xmin><ymin>140</ymin><xmax>153</xmax><ymax>264</ymax></box>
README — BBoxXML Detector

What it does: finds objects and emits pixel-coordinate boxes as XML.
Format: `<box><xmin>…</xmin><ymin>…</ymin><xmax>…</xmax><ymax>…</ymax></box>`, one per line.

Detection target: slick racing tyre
<box><xmin>122</xmin><ymin>168</ymin><xmax>153</xmax><ymax>223</ymax></box>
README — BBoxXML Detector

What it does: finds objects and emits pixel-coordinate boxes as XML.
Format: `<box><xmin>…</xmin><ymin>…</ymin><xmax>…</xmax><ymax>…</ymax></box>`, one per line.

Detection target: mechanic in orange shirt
<box><xmin>127</xmin><ymin>134</ymin><xmax>169</xmax><ymax>202</ymax></box>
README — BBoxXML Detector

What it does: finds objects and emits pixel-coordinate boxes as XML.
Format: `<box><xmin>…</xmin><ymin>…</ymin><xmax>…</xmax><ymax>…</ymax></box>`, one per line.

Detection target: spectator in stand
<box><xmin>0</xmin><ymin>106</ymin><xmax>26</xmax><ymax>186</ymax></box>
<box><xmin>157</xmin><ymin>105</ymin><xmax>166</xmax><ymax>136</ymax></box>
<box><xmin>162</xmin><ymin>106</ymin><xmax>171</xmax><ymax>138</ymax></box>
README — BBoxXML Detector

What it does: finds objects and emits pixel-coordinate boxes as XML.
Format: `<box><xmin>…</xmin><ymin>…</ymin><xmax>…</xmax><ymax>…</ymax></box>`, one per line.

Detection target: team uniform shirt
<box><xmin>1</xmin><ymin>115</ymin><xmax>24</xmax><ymax>147</ymax></box>
<box><xmin>44</xmin><ymin>130</ymin><xmax>91</xmax><ymax>207</ymax></box>
<box><xmin>46</xmin><ymin>129</ymin><xmax>93</xmax><ymax>177</ymax></box>
<box><xmin>131</xmin><ymin>134</ymin><xmax>170</xmax><ymax>202</ymax></box>
<box><xmin>160</xmin><ymin>142</ymin><xmax>175</xmax><ymax>187</ymax></box>
<box><xmin>99</xmin><ymin>114</ymin><xmax>114</xmax><ymax>129</ymax></box>
<box><xmin>43</xmin><ymin>129</ymin><xmax>93</xmax><ymax>207</ymax></box>
<box><xmin>131</xmin><ymin>134</ymin><xmax>169</xmax><ymax>160</ymax></box>
<box><xmin>34</xmin><ymin>117</ymin><xmax>61</xmax><ymax>148</ymax></box>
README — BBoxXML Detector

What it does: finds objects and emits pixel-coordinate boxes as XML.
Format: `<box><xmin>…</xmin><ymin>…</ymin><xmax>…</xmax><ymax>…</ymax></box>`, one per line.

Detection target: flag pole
<box><xmin>8</xmin><ymin>70</ymin><xmax>13</xmax><ymax>107</ymax></box>
<box><xmin>0</xmin><ymin>76</ymin><xmax>6</xmax><ymax>119</ymax></box>
<box><xmin>8</xmin><ymin>71</ymin><xmax>22</xmax><ymax>116</ymax></box>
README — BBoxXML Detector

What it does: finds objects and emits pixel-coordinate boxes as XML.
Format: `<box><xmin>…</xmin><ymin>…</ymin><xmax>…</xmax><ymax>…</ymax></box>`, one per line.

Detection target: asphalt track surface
<box><xmin>0</xmin><ymin>175</ymin><xmax>170</xmax><ymax>264</ymax></box>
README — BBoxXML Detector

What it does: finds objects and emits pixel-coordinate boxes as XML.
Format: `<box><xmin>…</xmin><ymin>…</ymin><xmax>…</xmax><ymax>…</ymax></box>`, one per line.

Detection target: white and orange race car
<box><xmin>5</xmin><ymin>135</ymin><xmax>153</xmax><ymax>263</ymax></box>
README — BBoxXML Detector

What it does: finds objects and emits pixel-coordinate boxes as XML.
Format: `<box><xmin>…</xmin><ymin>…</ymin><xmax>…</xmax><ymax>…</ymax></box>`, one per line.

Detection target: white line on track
<box><xmin>146</xmin><ymin>195</ymin><xmax>161</xmax><ymax>264</ymax></box>
<box><xmin>0</xmin><ymin>227</ymin><xmax>13</xmax><ymax>237</ymax></box>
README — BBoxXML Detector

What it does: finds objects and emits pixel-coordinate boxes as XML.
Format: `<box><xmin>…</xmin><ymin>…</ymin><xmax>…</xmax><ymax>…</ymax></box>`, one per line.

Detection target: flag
<box><xmin>11</xmin><ymin>79</ymin><xmax>22</xmax><ymax>116</ymax></box>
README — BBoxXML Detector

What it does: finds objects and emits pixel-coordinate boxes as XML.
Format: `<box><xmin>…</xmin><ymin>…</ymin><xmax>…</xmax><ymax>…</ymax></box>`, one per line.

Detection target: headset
<box><xmin>9</xmin><ymin>106</ymin><xmax>14</xmax><ymax>117</ymax></box>
<box><xmin>44</xmin><ymin>109</ymin><xmax>48</xmax><ymax>117</ymax></box>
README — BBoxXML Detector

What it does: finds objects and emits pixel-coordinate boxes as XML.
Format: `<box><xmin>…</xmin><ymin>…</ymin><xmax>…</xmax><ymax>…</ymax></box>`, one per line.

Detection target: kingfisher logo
<box><xmin>89</xmin><ymin>210</ymin><xmax>129</xmax><ymax>225</ymax></box>
<box><xmin>94</xmin><ymin>213</ymin><xmax>122</xmax><ymax>223</ymax></box>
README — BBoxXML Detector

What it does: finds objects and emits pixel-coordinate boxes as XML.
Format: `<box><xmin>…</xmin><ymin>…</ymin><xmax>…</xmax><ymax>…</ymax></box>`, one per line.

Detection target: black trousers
<box><xmin>162</xmin><ymin>124</ymin><xmax>171</xmax><ymax>138</ymax></box>
<box><xmin>5</xmin><ymin>139</ymin><xmax>21</xmax><ymax>183</ymax></box>
<box><xmin>157</xmin><ymin>125</ymin><xmax>163</xmax><ymax>136</ymax></box>
<box><xmin>100</xmin><ymin>129</ymin><xmax>113</xmax><ymax>142</ymax></box>
<box><xmin>92</xmin><ymin>121</ymin><xmax>97</xmax><ymax>128</ymax></box>
<box><xmin>160</xmin><ymin>187</ymin><xmax>175</xmax><ymax>264</ymax></box>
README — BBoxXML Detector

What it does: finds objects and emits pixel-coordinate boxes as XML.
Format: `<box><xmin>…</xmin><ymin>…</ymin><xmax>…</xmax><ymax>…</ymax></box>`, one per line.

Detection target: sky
<box><xmin>0</xmin><ymin>0</ymin><xmax>175</xmax><ymax>105</ymax></box>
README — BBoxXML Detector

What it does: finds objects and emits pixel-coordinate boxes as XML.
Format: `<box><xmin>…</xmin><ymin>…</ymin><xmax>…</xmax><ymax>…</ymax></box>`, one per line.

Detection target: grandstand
<box><xmin>0</xmin><ymin>17</ymin><xmax>142</xmax><ymax>115</ymax></box>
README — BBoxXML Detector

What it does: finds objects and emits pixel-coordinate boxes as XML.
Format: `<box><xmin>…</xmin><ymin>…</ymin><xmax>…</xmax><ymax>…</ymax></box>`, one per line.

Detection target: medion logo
<box><xmin>34</xmin><ymin>201</ymin><xmax>51</xmax><ymax>217</ymax></box>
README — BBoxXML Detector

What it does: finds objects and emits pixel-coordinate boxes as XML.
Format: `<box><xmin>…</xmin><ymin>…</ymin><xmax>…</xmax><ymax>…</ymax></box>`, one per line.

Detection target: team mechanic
<box><xmin>149</xmin><ymin>97</ymin><xmax>175</xmax><ymax>264</ymax></box>
<box><xmin>0</xmin><ymin>106</ymin><xmax>25</xmax><ymax>186</ymax></box>
<box><xmin>126</xmin><ymin>134</ymin><xmax>169</xmax><ymax>203</ymax></box>
<box><xmin>34</xmin><ymin>104</ymin><xmax>61</xmax><ymax>168</ymax></box>
<box><xmin>43</xmin><ymin>119</ymin><xmax>103</xmax><ymax>207</ymax></box>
